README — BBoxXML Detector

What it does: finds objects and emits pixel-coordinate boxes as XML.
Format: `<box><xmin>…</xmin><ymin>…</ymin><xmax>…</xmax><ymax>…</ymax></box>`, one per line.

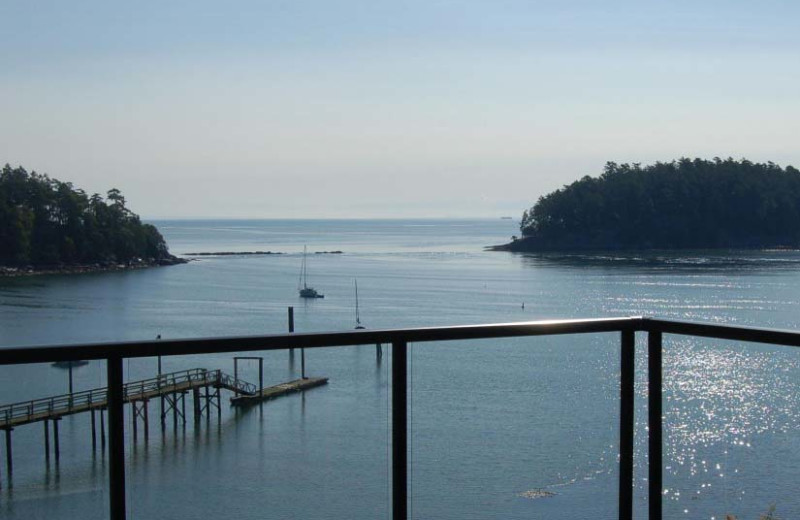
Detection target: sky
<box><xmin>1</xmin><ymin>0</ymin><xmax>799</xmax><ymax>219</ymax></box>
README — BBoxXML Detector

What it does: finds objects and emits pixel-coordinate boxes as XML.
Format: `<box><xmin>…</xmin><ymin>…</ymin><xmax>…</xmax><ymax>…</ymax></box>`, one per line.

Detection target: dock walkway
<box><xmin>0</xmin><ymin>368</ymin><xmax>256</xmax><ymax>429</ymax></box>
<box><xmin>0</xmin><ymin>366</ymin><xmax>329</xmax><ymax>477</ymax></box>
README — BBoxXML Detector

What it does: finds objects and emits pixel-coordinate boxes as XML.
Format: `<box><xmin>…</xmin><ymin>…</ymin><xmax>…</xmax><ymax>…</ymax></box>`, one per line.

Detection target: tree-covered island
<box><xmin>496</xmin><ymin>158</ymin><xmax>800</xmax><ymax>252</ymax></box>
<box><xmin>0</xmin><ymin>164</ymin><xmax>185</xmax><ymax>275</ymax></box>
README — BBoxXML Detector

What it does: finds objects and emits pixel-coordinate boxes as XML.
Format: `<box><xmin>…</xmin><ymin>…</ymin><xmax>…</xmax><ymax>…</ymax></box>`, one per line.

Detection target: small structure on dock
<box><xmin>230</xmin><ymin>377</ymin><xmax>328</xmax><ymax>406</ymax></box>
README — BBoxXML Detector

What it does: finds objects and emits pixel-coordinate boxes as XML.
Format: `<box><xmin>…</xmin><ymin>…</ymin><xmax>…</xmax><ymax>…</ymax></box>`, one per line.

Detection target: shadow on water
<box><xmin>517</xmin><ymin>250</ymin><xmax>800</xmax><ymax>274</ymax></box>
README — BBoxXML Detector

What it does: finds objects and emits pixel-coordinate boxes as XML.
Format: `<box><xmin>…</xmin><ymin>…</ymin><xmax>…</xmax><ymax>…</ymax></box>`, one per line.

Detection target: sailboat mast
<box><xmin>302</xmin><ymin>246</ymin><xmax>308</xmax><ymax>289</ymax></box>
<box><xmin>355</xmin><ymin>279</ymin><xmax>361</xmax><ymax>326</ymax></box>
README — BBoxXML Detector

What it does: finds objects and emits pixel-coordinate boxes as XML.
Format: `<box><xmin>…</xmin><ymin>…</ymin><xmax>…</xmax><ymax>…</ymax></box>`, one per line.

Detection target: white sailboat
<box><xmin>298</xmin><ymin>246</ymin><xmax>324</xmax><ymax>299</ymax></box>
<box><xmin>354</xmin><ymin>279</ymin><xmax>365</xmax><ymax>329</ymax></box>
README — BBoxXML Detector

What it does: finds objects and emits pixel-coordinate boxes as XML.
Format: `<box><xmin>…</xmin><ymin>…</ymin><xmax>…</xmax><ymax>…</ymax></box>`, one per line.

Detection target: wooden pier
<box><xmin>230</xmin><ymin>377</ymin><xmax>328</xmax><ymax>406</ymax></box>
<box><xmin>0</xmin><ymin>367</ymin><xmax>326</xmax><ymax>479</ymax></box>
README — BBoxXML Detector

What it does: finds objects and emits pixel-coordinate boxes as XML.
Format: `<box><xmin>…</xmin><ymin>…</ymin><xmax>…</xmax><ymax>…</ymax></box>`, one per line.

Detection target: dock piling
<box><xmin>132</xmin><ymin>403</ymin><xmax>138</xmax><ymax>442</ymax></box>
<box><xmin>100</xmin><ymin>408</ymin><xmax>106</xmax><ymax>452</ymax></box>
<box><xmin>5</xmin><ymin>428</ymin><xmax>12</xmax><ymax>477</ymax></box>
<box><xmin>192</xmin><ymin>388</ymin><xmax>200</xmax><ymax>422</ymax></box>
<box><xmin>44</xmin><ymin>420</ymin><xmax>50</xmax><ymax>462</ymax></box>
<box><xmin>53</xmin><ymin>419</ymin><xmax>60</xmax><ymax>462</ymax></box>
<box><xmin>288</xmin><ymin>307</ymin><xmax>294</xmax><ymax>355</ymax></box>
<box><xmin>91</xmin><ymin>409</ymin><xmax>97</xmax><ymax>451</ymax></box>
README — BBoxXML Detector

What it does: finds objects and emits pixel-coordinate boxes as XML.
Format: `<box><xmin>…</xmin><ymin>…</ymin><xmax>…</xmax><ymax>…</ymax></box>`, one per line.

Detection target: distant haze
<box><xmin>2</xmin><ymin>1</ymin><xmax>799</xmax><ymax>219</ymax></box>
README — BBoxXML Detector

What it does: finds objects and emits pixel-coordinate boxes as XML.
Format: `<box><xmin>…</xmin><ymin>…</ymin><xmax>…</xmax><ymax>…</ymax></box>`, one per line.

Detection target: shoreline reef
<box><xmin>487</xmin><ymin>240</ymin><xmax>800</xmax><ymax>253</ymax></box>
<box><xmin>0</xmin><ymin>255</ymin><xmax>187</xmax><ymax>278</ymax></box>
<box><xmin>184</xmin><ymin>250</ymin><xmax>343</xmax><ymax>256</ymax></box>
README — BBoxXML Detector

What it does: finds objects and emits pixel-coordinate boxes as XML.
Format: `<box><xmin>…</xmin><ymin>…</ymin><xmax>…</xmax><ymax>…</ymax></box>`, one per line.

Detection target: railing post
<box><xmin>619</xmin><ymin>330</ymin><xmax>635</xmax><ymax>520</ymax></box>
<box><xmin>648</xmin><ymin>331</ymin><xmax>663</xmax><ymax>520</ymax></box>
<box><xmin>392</xmin><ymin>340</ymin><xmax>408</xmax><ymax>520</ymax></box>
<box><xmin>107</xmin><ymin>356</ymin><xmax>127</xmax><ymax>520</ymax></box>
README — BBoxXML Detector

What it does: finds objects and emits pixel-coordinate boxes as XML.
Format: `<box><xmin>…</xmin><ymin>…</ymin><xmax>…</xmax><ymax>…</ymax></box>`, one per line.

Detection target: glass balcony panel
<box><xmin>0</xmin><ymin>361</ymin><xmax>109</xmax><ymax>520</ymax></box>
<box><xmin>124</xmin><ymin>347</ymin><xmax>390</xmax><ymax>520</ymax></box>
<box><xmin>660</xmin><ymin>337</ymin><xmax>800</xmax><ymax>520</ymax></box>
<box><xmin>408</xmin><ymin>334</ymin><xmax>620</xmax><ymax>519</ymax></box>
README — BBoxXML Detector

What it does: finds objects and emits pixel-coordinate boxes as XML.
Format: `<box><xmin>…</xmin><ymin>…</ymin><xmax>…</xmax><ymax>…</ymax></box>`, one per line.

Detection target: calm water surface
<box><xmin>2</xmin><ymin>219</ymin><xmax>800</xmax><ymax>519</ymax></box>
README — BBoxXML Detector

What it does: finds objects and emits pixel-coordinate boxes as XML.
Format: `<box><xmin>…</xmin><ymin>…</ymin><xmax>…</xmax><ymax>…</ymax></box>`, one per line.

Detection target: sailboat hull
<box><xmin>299</xmin><ymin>288</ymin><xmax>324</xmax><ymax>298</ymax></box>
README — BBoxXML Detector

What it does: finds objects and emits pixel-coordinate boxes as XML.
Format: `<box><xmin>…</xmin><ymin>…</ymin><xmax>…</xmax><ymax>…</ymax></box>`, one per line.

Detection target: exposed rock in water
<box><xmin>518</xmin><ymin>489</ymin><xmax>556</xmax><ymax>500</ymax></box>
<box><xmin>184</xmin><ymin>251</ymin><xmax>284</xmax><ymax>256</ymax></box>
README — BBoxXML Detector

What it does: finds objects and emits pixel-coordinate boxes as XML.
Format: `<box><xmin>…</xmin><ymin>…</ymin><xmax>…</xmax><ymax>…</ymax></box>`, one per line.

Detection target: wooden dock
<box><xmin>230</xmin><ymin>377</ymin><xmax>328</xmax><ymax>406</ymax></box>
<box><xmin>0</xmin><ymin>368</ymin><xmax>327</xmax><ymax>476</ymax></box>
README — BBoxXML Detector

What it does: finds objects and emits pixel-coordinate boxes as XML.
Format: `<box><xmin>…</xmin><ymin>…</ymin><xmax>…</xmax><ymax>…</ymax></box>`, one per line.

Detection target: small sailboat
<box><xmin>353</xmin><ymin>280</ymin><xmax>382</xmax><ymax>359</ymax></box>
<box><xmin>298</xmin><ymin>246</ymin><xmax>324</xmax><ymax>299</ymax></box>
<box><xmin>354</xmin><ymin>279</ymin><xmax>365</xmax><ymax>329</ymax></box>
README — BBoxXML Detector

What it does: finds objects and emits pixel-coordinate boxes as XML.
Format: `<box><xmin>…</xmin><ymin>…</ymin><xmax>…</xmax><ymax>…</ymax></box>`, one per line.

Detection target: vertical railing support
<box><xmin>619</xmin><ymin>330</ymin><xmax>635</xmax><ymax>520</ymax></box>
<box><xmin>107</xmin><ymin>356</ymin><xmax>127</xmax><ymax>520</ymax></box>
<box><xmin>392</xmin><ymin>340</ymin><xmax>408</xmax><ymax>520</ymax></box>
<box><xmin>648</xmin><ymin>331</ymin><xmax>663</xmax><ymax>520</ymax></box>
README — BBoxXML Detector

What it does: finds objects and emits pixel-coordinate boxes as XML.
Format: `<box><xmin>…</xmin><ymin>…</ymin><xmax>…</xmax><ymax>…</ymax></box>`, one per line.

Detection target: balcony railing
<box><xmin>2</xmin><ymin>316</ymin><xmax>800</xmax><ymax>520</ymax></box>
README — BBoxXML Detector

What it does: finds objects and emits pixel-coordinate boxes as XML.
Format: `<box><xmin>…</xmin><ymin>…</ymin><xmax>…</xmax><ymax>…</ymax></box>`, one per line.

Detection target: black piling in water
<box><xmin>288</xmin><ymin>307</ymin><xmax>294</xmax><ymax>354</ymax></box>
<box><xmin>288</xmin><ymin>305</ymin><xmax>306</xmax><ymax>379</ymax></box>
<box><xmin>5</xmin><ymin>428</ymin><xmax>12</xmax><ymax>478</ymax></box>
<box><xmin>143</xmin><ymin>400</ymin><xmax>149</xmax><ymax>441</ymax></box>
<box><xmin>181</xmin><ymin>393</ymin><xmax>186</xmax><ymax>427</ymax></box>
<box><xmin>91</xmin><ymin>409</ymin><xmax>97</xmax><ymax>451</ymax></box>
<box><xmin>43</xmin><ymin>420</ymin><xmax>50</xmax><ymax>462</ymax></box>
<box><xmin>53</xmin><ymin>419</ymin><xmax>60</xmax><ymax>462</ymax></box>
<box><xmin>100</xmin><ymin>408</ymin><xmax>106</xmax><ymax>452</ymax></box>
<box><xmin>193</xmin><ymin>388</ymin><xmax>201</xmax><ymax>423</ymax></box>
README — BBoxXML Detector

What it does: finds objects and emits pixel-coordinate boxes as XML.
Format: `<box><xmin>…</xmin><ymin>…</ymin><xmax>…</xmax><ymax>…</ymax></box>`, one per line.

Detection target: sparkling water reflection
<box><xmin>2</xmin><ymin>220</ymin><xmax>800</xmax><ymax>519</ymax></box>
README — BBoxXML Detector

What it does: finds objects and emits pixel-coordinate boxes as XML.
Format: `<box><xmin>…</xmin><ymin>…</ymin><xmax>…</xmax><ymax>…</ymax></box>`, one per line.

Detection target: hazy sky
<box><xmin>2</xmin><ymin>1</ymin><xmax>799</xmax><ymax>218</ymax></box>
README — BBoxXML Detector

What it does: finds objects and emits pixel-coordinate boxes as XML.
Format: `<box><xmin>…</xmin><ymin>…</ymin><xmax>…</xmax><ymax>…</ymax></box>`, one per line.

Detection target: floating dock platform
<box><xmin>230</xmin><ymin>377</ymin><xmax>328</xmax><ymax>406</ymax></box>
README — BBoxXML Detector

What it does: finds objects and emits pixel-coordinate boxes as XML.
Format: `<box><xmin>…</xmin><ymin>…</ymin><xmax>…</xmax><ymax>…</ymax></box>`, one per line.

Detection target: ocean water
<box><xmin>2</xmin><ymin>219</ymin><xmax>800</xmax><ymax>519</ymax></box>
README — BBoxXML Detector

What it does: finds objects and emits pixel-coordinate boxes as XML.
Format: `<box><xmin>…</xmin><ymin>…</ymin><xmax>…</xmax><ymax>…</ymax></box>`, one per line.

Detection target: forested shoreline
<box><xmin>498</xmin><ymin>158</ymin><xmax>800</xmax><ymax>252</ymax></box>
<box><xmin>0</xmin><ymin>164</ymin><xmax>184</xmax><ymax>275</ymax></box>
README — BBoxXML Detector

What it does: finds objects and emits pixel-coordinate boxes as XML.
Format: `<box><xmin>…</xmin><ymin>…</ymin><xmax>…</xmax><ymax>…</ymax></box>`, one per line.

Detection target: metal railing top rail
<box><xmin>3</xmin><ymin>316</ymin><xmax>800</xmax><ymax>520</ymax></box>
<box><xmin>0</xmin><ymin>317</ymin><xmax>641</xmax><ymax>365</ymax></box>
<box><xmin>4</xmin><ymin>316</ymin><xmax>800</xmax><ymax>366</ymax></box>
<box><xmin>641</xmin><ymin>317</ymin><xmax>800</xmax><ymax>347</ymax></box>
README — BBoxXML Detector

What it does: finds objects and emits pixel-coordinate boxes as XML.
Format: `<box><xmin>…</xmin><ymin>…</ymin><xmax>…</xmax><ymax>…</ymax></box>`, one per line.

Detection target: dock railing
<box><xmin>3</xmin><ymin>316</ymin><xmax>800</xmax><ymax>520</ymax></box>
<box><xmin>0</xmin><ymin>367</ymin><xmax>249</xmax><ymax>428</ymax></box>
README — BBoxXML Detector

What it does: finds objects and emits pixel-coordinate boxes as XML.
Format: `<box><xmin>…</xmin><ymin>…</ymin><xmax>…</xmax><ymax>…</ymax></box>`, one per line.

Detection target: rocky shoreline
<box><xmin>0</xmin><ymin>256</ymin><xmax>188</xmax><ymax>278</ymax></box>
<box><xmin>184</xmin><ymin>250</ymin><xmax>343</xmax><ymax>256</ymax></box>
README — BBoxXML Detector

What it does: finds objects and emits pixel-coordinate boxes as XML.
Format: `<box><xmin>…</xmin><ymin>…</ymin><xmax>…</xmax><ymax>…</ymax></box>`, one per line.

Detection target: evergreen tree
<box><xmin>0</xmin><ymin>164</ymin><xmax>177</xmax><ymax>268</ymax></box>
<box><xmin>512</xmin><ymin>158</ymin><xmax>800</xmax><ymax>251</ymax></box>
